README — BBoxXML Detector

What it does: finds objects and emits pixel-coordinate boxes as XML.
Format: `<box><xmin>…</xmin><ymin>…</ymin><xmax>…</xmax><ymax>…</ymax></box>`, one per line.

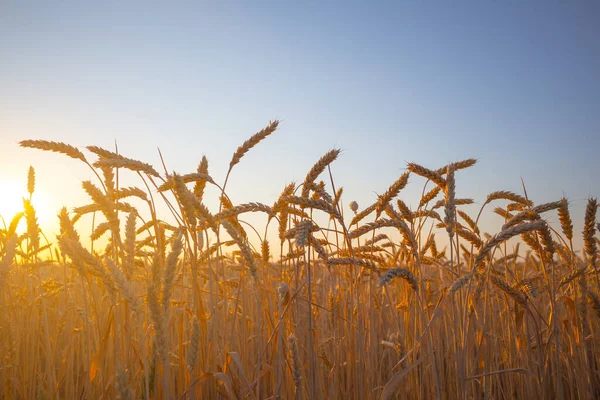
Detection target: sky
<box><xmin>0</xmin><ymin>1</ymin><xmax>599</xmax><ymax>251</ymax></box>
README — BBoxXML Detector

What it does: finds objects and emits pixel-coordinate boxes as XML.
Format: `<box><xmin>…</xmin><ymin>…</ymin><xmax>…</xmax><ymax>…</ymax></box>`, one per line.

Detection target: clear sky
<box><xmin>1</xmin><ymin>1</ymin><xmax>598</xmax><ymax>250</ymax></box>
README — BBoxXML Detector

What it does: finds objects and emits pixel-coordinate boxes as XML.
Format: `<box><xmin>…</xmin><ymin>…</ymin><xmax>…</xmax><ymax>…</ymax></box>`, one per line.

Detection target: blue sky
<box><xmin>1</xmin><ymin>1</ymin><xmax>598</xmax><ymax>249</ymax></box>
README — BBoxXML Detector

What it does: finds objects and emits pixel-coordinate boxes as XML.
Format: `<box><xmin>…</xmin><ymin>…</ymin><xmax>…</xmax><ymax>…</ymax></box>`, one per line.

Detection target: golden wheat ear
<box><xmin>229</xmin><ymin>120</ymin><xmax>279</xmax><ymax>171</ymax></box>
<box><xmin>20</xmin><ymin>139</ymin><xmax>87</xmax><ymax>162</ymax></box>
<box><xmin>301</xmin><ymin>149</ymin><xmax>341</xmax><ymax>199</ymax></box>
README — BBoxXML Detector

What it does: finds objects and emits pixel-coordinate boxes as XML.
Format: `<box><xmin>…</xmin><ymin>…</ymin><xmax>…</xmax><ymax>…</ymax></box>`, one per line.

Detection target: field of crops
<box><xmin>1</xmin><ymin>121</ymin><xmax>599</xmax><ymax>399</ymax></box>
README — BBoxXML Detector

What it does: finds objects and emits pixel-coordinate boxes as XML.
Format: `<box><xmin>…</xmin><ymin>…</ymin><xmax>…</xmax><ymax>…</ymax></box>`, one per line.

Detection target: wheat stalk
<box><xmin>186</xmin><ymin>315</ymin><xmax>201</xmax><ymax>371</ymax></box>
<box><xmin>301</xmin><ymin>149</ymin><xmax>341</xmax><ymax>198</ymax></box>
<box><xmin>435</xmin><ymin>158</ymin><xmax>478</xmax><ymax>175</ymax></box>
<box><xmin>407</xmin><ymin>162</ymin><xmax>446</xmax><ymax>188</ymax></box>
<box><xmin>485</xmin><ymin>190</ymin><xmax>532</xmax><ymax>206</ymax></box>
<box><xmin>94</xmin><ymin>158</ymin><xmax>160</xmax><ymax>178</ymax></box>
<box><xmin>378</xmin><ymin>268</ymin><xmax>419</xmax><ymax>292</ymax></box>
<box><xmin>502</xmin><ymin>201</ymin><xmax>563</xmax><ymax>230</ymax></box>
<box><xmin>20</xmin><ymin>140</ymin><xmax>87</xmax><ymax>162</ymax></box>
<box><xmin>419</xmin><ymin>186</ymin><xmax>442</xmax><ymax>208</ymax></box>
<box><xmin>229</xmin><ymin>120</ymin><xmax>279</xmax><ymax>171</ymax></box>
<box><xmin>473</xmin><ymin>220</ymin><xmax>545</xmax><ymax>270</ymax></box>
<box><xmin>375</xmin><ymin>172</ymin><xmax>410</xmax><ymax>217</ymax></box>
<box><xmin>583</xmin><ymin>198</ymin><xmax>597</xmax><ymax>269</ymax></box>
<box><xmin>558</xmin><ymin>198</ymin><xmax>574</xmax><ymax>242</ymax></box>
<box><xmin>157</xmin><ymin>172</ymin><xmax>214</xmax><ymax>192</ymax></box>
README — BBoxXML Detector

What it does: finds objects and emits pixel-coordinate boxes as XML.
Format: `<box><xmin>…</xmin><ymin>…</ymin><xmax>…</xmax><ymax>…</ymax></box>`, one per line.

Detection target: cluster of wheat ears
<box><xmin>0</xmin><ymin>120</ymin><xmax>599</xmax><ymax>399</ymax></box>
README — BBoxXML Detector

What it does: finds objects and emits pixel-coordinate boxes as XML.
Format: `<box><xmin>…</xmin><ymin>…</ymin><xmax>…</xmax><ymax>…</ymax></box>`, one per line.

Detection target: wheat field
<box><xmin>1</xmin><ymin>121</ymin><xmax>599</xmax><ymax>399</ymax></box>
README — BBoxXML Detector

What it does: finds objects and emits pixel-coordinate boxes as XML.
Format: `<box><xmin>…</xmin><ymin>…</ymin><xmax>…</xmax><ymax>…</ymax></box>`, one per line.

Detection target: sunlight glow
<box><xmin>0</xmin><ymin>177</ymin><xmax>56</xmax><ymax>235</ymax></box>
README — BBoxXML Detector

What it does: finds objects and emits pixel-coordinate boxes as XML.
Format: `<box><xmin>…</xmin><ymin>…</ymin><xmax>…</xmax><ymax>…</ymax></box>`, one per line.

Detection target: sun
<box><xmin>0</xmin><ymin>177</ymin><xmax>55</xmax><ymax>235</ymax></box>
<box><xmin>0</xmin><ymin>179</ymin><xmax>27</xmax><ymax>225</ymax></box>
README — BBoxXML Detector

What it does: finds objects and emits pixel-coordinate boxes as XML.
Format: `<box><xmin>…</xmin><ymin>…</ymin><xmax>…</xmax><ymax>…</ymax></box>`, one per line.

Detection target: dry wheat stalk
<box><xmin>521</xmin><ymin>232</ymin><xmax>543</xmax><ymax>256</ymax></box>
<box><xmin>58</xmin><ymin>236</ymin><xmax>115</xmax><ymax>291</ymax></box>
<box><xmin>273</xmin><ymin>182</ymin><xmax>297</xmax><ymax>213</ymax></box>
<box><xmin>123</xmin><ymin>211</ymin><xmax>136</xmax><ymax>275</ymax></box>
<box><xmin>364</xmin><ymin>233</ymin><xmax>389</xmax><ymax>246</ymax></box>
<box><xmin>432</xmin><ymin>198</ymin><xmax>473</xmax><ymax>210</ymax></box>
<box><xmin>502</xmin><ymin>201</ymin><xmax>562</xmax><ymax>230</ymax></box>
<box><xmin>506</xmin><ymin>202</ymin><xmax>527</xmax><ymax>212</ymax></box>
<box><xmin>493</xmin><ymin>207</ymin><xmax>513</xmax><ymax>220</ymax></box>
<box><xmin>284</xmin><ymin>219</ymin><xmax>318</xmax><ymax>240</ymax></box>
<box><xmin>20</xmin><ymin>140</ymin><xmax>87</xmax><ymax>163</ymax></box>
<box><xmin>583</xmin><ymin>198</ymin><xmax>597</xmax><ymax>268</ymax></box>
<box><xmin>538</xmin><ymin>222</ymin><xmax>555</xmax><ymax>259</ymax></box>
<box><xmin>490</xmin><ymin>275</ymin><xmax>527</xmax><ymax>306</ymax></box>
<box><xmin>57</xmin><ymin>207</ymin><xmax>80</xmax><ymax>242</ymax></box>
<box><xmin>449</xmin><ymin>274</ymin><xmax>474</xmax><ymax>294</ymax></box>
<box><xmin>307</xmin><ymin>236</ymin><xmax>328</xmax><ymax>260</ymax></box>
<box><xmin>384</xmin><ymin>203</ymin><xmax>404</xmax><ymax>222</ymax></box>
<box><xmin>194</xmin><ymin>155</ymin><xmax>209</xmax><ymax>200</ymax></box>
<box><xmin>419</xmin><ymin>235</ymin><xmax>436</xmax><ymax>257</ymax></box>
<box><xmin>444</xmin><ymin>166</ymin><xmax>456</xmax><ymax>238</ymax></box>
<box><xmin>105</xmin><ymin>258</ymin><xmax>139</xmax><ymax>314</ymax></box>
<box><xmin>73</xmin><ymin>202</ymin><xmax>136</xmax><ymax>220</ymax></box>
<box><xmin>86</xmin><ymin>145</ymin><xmax>120</xmax><ymax>159</ymax></box>
<box><xmin>282</xmin><ymin>196</ymin><xmax>341</xmax><ymax>219</ymax></box>
<box><xmin>148</xmin><ymin>285</ymin><xmax>168</xmax><ymax>363</ymax></box>
<box><xmin>412</xmin><ymin>209</ymin><xmax>442</xmax><ymax>221</ymax></box>
<box><xmin>90</xmin><ymin>222</ymin><xmax>111</xmax><ymax>241</ymax></box>
<box><xmin>558</xmin><ymin>198</ymin><xmax>574</xmax><ymax>242</ymax></box>
<box><xmin>349</xmin><ymin>218</ymin><xmax>410</xmax><ymax>240</ymax></box>
<box><xmin>229</xmin><ymin>120</ymin><xmax>279</xmax><ymax>171</ymax></box>
<box><xmin>473</xmin><ymin>220</ymin><xmax>545</xmax><ymax>270</ymax></box>
<box><xmin>278</xmin><ymin>282</ymin><xmax>291</xmax><ymax>309</ymax></box>
<box><xmin>396</xmin><ymin>199</ymin><xmax>414</xmax><ymax>220</ymax></box>
<box><xmin>457</xmin><ymin>210</ymin><xmax>479</xmax><ymax>234</ymax></box>
<box><xmin>332</xmin><ymin>187</ymin><xmax>344</xmax><ymax>210</ymax></box>
<box><xmin>485</xmin><ymin>190</ymin><xmax>532</xmax><ymax>206</ymax></box>
<box><xmin>419</xmin><ymin>186</ymin><xmax>442</xmax><ymax>208</ymax></box>
<box><xmin>23</xmin><ymin>199</ymin><xmax>40</xmax><ymax>252</ymax></box>
<box><xmin>116</xmin><ymin>186</ymin><xmax>148</xmax><ymax>201</ymax></box>
<box><xmin>222</xmin><ymin>221</ymin><xmax>257</xmax><ymax>279</ymax></box>
<box><xmin>435</xmin><ymin>158</ymin><xmax>477</xmax><ymax>175</ymax></box>
<box><xmin>173</xmin><ymin>173</ymin><xmax>197</xmax><ymax>229</ymax></box>
<box><xmin>301</xmin><ymin>149</ymin><xmax>341</xmax><ymax>198</ymax></box>
<box><xmin>100</xmin><ymin>166</ymin><xmax>115</xmax><ymax>200</ymax></box>
<box><xmin>407</xmin><ymin>162</ymin><xmax>446</xmax><ymax>188</ymax></box>
<box><xmin>327</xmin><ymin>257</ymin><xmax>377</xmax><ymax>270</ymax></box>
<box><xmin>375</xmin><ymin>172</ymin><xmax>410</xmax><ymax>217</ymax></box>
<box><xmin>27</xmin><ymin>166</ymin><xmax>35</xmax><ymax>198</ymax></box>
<box><xmin>158</xmin><ymin>172</ymin><xmax>214</xmax><ymax>192</ymax></box>
<box><xmin>456</xmin><ymin>227</ymin><xmax>483</xmax><ymax>248</ymax></box>
<box><xmin>310</xmin><ymin>181</ymin><xmax>333</xmax><ymax>203</ymax></box>
<box><xmin>288</xmin><ymin>334</ymin><xmax>302</xmax><ymax>399</ymax></box>
<box><xmin>586</xmin><ymin>291</ymin><xmax>600</xmax><ymax>319</ymax></box>
<box><xmin>278</xmin><ymin>207</ymin><xmax>290</xmax><ymax>243</ymax></box>
<box><xmin>378</xmin><ymin>268</ymin><xmax>419</xmax><ymax>292</ymax></box>
<box><xmin>162</xmin><ymin>231</ymin><xmax>183</xmax><ymax>309</ymax></box>
<box><xmin>215</xmin><ymin>202</ymin><xmax>275</xmax><ymax>222</ymax></box>
<box><xmin>294</xmin><ymin>219</ymin><xmax>315</xmax><ymax>248</ymax></box>
<box><xmin>94</xmin><ymin>157</ymin><xmax>160</xmax><ymax>177</ymax></box>
<box><xmin>261</xmin><ymin>239</ymin><xmax>270</xmax><ymax>265</ymax></box>
<box><xmin>82</xmin><ymin>180</ymin><xmax>120</xmax><ymax>234</ymax></box>
<box><xmin>186</xmin><ymin>315</ymin><xmax>201</xmax><ymax>371</ymax></box>
<box><xmin>350</xmin><ymin>202</ymin><xmax>378</xmax><ymax>226</ymax></box>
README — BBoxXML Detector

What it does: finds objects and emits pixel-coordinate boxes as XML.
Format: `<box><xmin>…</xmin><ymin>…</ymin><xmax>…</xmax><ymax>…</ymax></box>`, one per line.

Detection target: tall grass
<box><xmin>0</xmin><ymin>123</ymin><xmax>598</xmax><ymax>399</ymax></box>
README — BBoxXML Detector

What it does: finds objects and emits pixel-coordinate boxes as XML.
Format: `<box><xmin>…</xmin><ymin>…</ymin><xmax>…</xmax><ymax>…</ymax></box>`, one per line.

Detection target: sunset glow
<box><xmin>0</xmin><ymin>179</ymin><xmax>25</xmax><ymax>225</ymax></box>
